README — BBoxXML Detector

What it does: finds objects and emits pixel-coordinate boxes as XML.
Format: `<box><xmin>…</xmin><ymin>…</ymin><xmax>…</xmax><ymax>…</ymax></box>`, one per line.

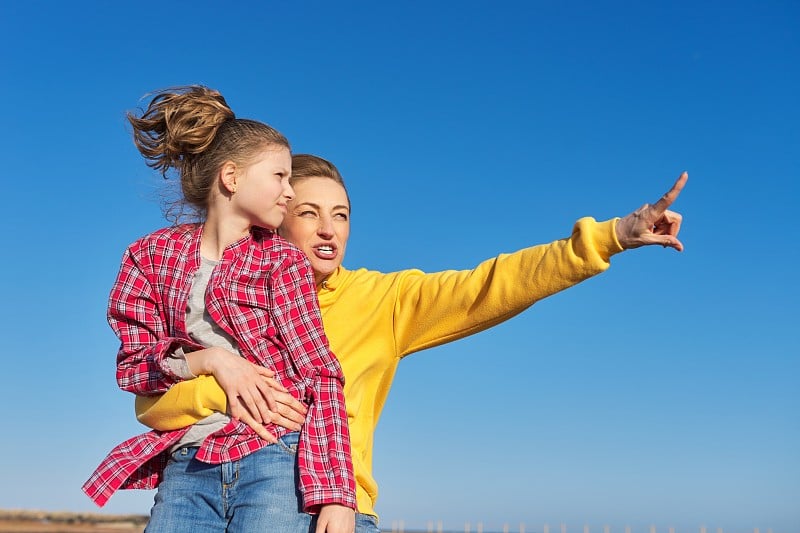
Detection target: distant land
<box><xmin>0</xmin><ymin>509</ymin><xmax>146</xmax><ymax>532</ymax></box>
<box><xmin>0</xmin><ymin>509</ymin><xmax>455</xmax><ymax>533</ymax></box>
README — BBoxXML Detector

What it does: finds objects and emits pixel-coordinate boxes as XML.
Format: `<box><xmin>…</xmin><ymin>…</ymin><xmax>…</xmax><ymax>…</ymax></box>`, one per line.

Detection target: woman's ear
<box><xmin>220</xmin><ymin>161</ymin><xmax>238</xmax><ymax>194</ymax></box>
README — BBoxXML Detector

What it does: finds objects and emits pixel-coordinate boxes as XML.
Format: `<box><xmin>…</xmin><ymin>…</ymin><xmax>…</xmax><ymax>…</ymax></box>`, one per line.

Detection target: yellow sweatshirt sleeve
<box><xmin>135</xmin><ymin>374</ymin><xmax>228</xmax><ymax>430</ymax></box>
<box><xmin>392</xmin><ymin>217</ymin><xmax>623</xmax><ymax>356</ymax></box>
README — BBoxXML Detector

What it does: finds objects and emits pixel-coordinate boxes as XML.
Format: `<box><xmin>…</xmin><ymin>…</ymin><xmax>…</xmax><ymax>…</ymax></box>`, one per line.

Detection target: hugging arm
<box><xmin>136</xmin><ymin>374</ymin><xmax>307</xmax><ymax>442</ymax></box>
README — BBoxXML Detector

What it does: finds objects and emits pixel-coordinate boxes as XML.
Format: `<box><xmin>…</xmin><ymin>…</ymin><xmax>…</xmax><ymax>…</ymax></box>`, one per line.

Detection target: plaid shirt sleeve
<box><xmin>109</xmin><ymin>245</ymin><xmax>199</xmax><ymax>394</ymax></box>
<box><xmin>270</xmin><ymin>254</ymin><xmax>356</xmax><ymax>511</ymax></box>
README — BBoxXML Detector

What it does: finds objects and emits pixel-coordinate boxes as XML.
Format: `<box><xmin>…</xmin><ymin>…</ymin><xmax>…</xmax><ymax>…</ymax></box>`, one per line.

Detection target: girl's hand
<box><xmin>315</xmin><ymin>504</ymin><xmax>355</xmax><ymax>533</ymax></box>
<box><xmin>616</xmin><ymin>171</ymin><xmax>687</xmax><ymax>251</ymax></box>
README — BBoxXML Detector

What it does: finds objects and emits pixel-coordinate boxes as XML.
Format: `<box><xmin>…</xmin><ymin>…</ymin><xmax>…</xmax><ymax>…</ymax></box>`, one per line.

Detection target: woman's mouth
<box><xmin>315</xmin><ymin>245</ymin><xmax>336</xmax><ymax>259</ymax></box>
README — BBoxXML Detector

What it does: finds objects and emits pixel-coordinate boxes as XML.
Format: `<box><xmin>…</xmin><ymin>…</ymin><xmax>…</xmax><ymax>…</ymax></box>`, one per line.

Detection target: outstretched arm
<box><xmin>391</xmin><ymin>171</ymin><xmax>688</xmax><ymax>357</ymax></box>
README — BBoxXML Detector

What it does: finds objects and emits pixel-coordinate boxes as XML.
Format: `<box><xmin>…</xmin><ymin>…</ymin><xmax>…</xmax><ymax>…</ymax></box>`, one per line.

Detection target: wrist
<box><xmin>185</xmin><ymin>347</ymin><xmax>223</xmax><ymax>376</ymax></box>
<box><xmin>615</xmin><ymin>214</ymin><xmax>635</xmax><ymax>250</ymax></box>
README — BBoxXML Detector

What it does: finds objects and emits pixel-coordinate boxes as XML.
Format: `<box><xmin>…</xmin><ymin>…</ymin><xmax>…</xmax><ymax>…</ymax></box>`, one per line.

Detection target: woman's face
<box><xmin>280</xmin><ymin>177</ymin><xmax>350</xmax><ymax>286</ymax></box>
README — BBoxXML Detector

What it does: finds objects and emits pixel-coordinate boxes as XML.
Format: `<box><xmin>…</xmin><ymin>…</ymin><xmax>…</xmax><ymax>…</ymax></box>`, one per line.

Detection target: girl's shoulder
<box><xmin>252</xmin><ymin>229</ymin><xmax>306</xmax><ymax>261</ymax></box>
<box><xmin>147</xmin><ymin>223</ymin><xmax>199</xmax><ymax>240</ymax></box>
<box><xmin>128</xmin><ymin>224</ymin><xmax>200</xmax><ymax>256</ymax></box>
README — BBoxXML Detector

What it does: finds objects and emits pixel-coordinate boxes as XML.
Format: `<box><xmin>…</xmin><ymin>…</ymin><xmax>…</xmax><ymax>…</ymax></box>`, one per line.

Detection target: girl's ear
<box><xmin>220</xmin><ymin>161</ymin><xmax>238</xmax><ymax>194</ymax></box>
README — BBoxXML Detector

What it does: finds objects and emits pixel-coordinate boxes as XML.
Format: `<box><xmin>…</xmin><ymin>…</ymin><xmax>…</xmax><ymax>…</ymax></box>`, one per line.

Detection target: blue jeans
<box><xmin>146</xmin><ymin>432</ymin><xmax>313</xmax><ymax>532</ymax></box>
<box><xmin>355</xmin><ymin>512</ymin><xmax>380</xmax><ymax>533</ymax></box>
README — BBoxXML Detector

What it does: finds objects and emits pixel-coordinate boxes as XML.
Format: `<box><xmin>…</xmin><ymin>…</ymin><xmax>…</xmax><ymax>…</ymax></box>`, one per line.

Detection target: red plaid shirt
<box><xmin>82</xmin><ymin>224</ymin><xmax>355</xmax><ymax>511</ymax></box>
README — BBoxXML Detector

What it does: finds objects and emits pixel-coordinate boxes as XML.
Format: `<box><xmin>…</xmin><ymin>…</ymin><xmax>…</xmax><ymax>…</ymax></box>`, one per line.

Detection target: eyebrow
<box><xmin>295</xmin><ymin>201</ymin><xmax>350</xmax><ymax>211</ymax></box>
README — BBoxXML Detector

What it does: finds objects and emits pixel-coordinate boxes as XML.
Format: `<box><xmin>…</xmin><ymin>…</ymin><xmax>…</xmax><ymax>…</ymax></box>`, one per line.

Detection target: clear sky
<box><xmin>0</xmin><ymin>1</ymin><xmax>797</xmax><ymax>531</ymax></box>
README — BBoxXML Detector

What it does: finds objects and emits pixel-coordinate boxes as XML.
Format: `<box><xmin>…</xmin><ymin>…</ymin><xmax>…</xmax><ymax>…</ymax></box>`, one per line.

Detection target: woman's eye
<box><xmin>334</xmin><ymin>213</ymin><xmax>349</xmax><ymax>221</ymax></box>
<box><xmin>299</xmin><ymin>210</ymin><xmax>318</xmax><ymax>218</ymax></box>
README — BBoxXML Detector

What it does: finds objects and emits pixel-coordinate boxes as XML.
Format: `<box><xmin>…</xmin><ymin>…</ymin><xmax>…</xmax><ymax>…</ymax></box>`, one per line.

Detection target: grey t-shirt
<box><xmin>169</xmin><ymin>256</ymin><xmax>239</xmax><ymax>450</ymax></box>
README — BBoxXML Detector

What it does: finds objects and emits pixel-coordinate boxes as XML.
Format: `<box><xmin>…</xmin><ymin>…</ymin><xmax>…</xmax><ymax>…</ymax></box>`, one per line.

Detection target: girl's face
<box><xmin>280</xmin><ymin>177</ymin><xmax>351</xmax><ymax>286</ymax></box>
<box><xmin>234</xmin><ymin>147</ymin><xmax>294</xmax><ymax>230</ymax></box>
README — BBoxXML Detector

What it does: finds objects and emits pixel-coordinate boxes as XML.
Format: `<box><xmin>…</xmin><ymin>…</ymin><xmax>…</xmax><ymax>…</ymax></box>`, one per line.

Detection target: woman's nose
<box><xmin>317</xmin><ymin>217</ymin><xmax>334</xmax><ymax>237</ymax></box>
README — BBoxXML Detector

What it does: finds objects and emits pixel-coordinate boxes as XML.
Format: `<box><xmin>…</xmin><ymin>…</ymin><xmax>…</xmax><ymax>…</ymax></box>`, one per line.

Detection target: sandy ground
<box><xmin>0</xmin><ymin>522</ymin><xmax>142</xmax><ymax>533</ymax></box>
<box><xmin>0</xmin><ymin>511</ymin><xmax>145</xmax><ymax>533</ymax></box>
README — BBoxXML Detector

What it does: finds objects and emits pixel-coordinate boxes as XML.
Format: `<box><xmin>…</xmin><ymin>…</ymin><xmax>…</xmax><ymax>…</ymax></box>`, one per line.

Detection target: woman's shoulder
<box><xmin>334</xmin><ymin>265</ymin><xmax>426</xmax><ymax>289</ymax></box>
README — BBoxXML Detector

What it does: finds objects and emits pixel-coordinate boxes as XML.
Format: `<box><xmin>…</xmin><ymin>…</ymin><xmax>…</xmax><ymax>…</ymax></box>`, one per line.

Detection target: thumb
<box><xmin>659</xmin><ymin>236</ymin><xmax>684</xmax><ymax>252</ymax></box>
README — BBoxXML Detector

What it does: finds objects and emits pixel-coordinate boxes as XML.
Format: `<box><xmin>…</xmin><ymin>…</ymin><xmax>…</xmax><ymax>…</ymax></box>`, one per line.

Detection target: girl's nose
<box><xmin>283</xmin><ymin>178</ymin><xmax>295</xmax><ymax>201</ymax></box>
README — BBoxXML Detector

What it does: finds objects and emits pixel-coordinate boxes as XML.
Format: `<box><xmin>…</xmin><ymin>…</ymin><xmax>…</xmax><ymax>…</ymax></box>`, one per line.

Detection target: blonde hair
<box><xmin>128</xmin><ymin>85</ymin><xmax>289</xmax><ymax>221</ymax></box>
<box><xmin>291</xmin><ymin>154</ymin><xmax>350</xmax><ymax>208</ymax></box>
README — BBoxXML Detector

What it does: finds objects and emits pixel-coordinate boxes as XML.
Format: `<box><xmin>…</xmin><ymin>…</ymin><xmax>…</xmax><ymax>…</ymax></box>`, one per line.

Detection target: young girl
<box><xmin>82</xmin><ymin>86</ymin><xmax>355</xmax><ymax>533</ymax></box>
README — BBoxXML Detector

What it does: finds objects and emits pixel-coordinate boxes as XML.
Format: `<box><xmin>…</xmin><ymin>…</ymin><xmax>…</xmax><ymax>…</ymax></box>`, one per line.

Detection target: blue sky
<box><xmin>0</xmin><ymin>1</ymin><xmax>797</xmax><ymax>531</ymax></box>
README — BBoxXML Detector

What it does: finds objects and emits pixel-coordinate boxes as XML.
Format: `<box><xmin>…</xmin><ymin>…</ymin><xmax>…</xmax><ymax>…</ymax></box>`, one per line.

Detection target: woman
<box><xmin>138</xmin><ymin>154</ymin><xmax>686</xmax><ymax>532</ymax></box>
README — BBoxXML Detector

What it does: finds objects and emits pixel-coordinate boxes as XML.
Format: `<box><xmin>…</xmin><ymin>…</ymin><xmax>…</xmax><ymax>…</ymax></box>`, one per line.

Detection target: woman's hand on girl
<box><xmin>184</xmin><ymin>347</ymin><xmax>307</xmax><ymax>442</ymax></box>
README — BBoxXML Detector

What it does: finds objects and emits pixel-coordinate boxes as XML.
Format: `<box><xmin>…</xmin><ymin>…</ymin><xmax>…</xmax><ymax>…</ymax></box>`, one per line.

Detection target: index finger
<box><xmin>652</xmin><ymin>171</ymin><xmax>688</xmax><ymax>213</ymax></box>
<box><xmin>237</xmin><ymin>410</ymin><xmax>278</xmax><ymax>444</ymax></box>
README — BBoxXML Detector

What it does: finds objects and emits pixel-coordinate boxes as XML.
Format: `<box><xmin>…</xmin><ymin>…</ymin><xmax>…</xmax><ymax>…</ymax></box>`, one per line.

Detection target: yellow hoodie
<box><xmin>136</xmin><ymin>217</ymin><xmax>623</xmax><ymax>518</ymax></box>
